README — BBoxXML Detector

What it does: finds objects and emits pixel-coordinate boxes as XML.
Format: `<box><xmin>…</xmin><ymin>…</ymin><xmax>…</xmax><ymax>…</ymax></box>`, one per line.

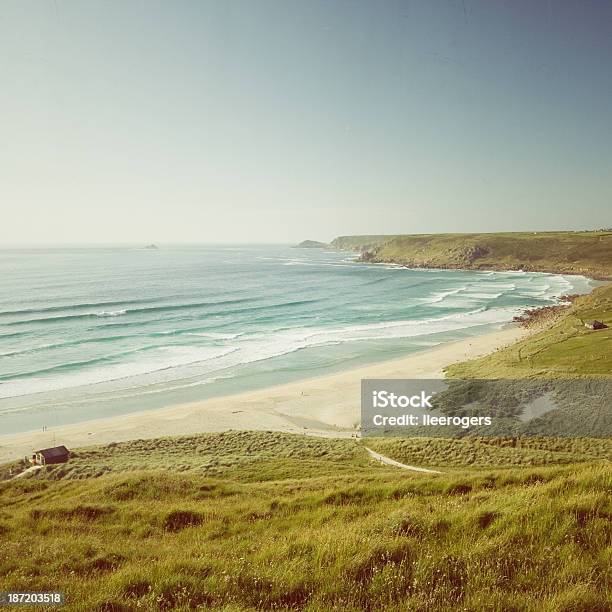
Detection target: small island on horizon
<box><xmin>293</xmin><ymin>240</ymin><xmax>329</xmax><ymax>249</ymax></box>
<box><xmin>293</xmin><ymin>239</ymin><xmax>328</xmax><ymax>249</ymax></box>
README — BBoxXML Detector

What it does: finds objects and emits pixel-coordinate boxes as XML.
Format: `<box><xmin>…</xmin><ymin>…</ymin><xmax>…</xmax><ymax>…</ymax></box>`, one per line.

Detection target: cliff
<box><xmin>330</xmin><ymin>231</ymin><xmax>612</xmax><ymax>279</ymax></box>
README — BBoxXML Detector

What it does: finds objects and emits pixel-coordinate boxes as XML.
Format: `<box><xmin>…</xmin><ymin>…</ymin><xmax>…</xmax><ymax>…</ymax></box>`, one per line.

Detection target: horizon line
<box><xmin>2</xmin><ymin>227</ymin><xmax>611</xmax><ymax>248</ymax></box>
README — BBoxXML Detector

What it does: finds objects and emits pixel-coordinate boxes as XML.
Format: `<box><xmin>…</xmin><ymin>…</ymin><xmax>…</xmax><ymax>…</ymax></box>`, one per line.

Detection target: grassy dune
<box><xmin>364</xmin><ymin>436</ymin><xmax>612</xmax><ymax>468</ymax></box>
<box><xmin>331</xmin><ymin>231</ymin><xmax>612</xmax><ymax>278</ymax></box>
<box><xmin>447</xmin><ymin>283</ymin><xmax>612</xmax><ymax>379</ymax></box>
<box><xmin>0</xmin><ymin>432</ymin><xmax>368</xmax><ymax>482</ymax></box>
<box><xmin>4</xmin><ymin>432</ymin><xmax>611</xmax><ymax>482</ymax></box>
<box><xmin>1</xmin><ymin>433</ymin><xmax>611</xmax><ymax>611</ymax></box>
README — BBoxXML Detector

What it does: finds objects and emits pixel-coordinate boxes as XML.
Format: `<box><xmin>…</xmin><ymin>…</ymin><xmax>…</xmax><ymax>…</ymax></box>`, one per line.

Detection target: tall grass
<box><xmin>1</xmin><ymin>432</ymin><xmax>610</xmax><ymax>610</ymax></box>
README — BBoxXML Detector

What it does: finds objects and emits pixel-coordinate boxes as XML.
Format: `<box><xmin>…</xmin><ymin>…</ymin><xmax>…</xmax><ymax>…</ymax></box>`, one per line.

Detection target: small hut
<box><xmin>32</xmin><ymin>446</ymin><xmax>70</xmax><ymax>465</ymax></box>
<box><xmin>584</xmin><ymin>320</ymin><xmax>608</xmax><ymax>330</ymax></box>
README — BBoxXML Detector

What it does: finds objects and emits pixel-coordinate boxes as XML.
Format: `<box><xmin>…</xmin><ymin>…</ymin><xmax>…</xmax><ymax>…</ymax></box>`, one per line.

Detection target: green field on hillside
<box><xmin>330</xmin><ymin>235</ymin><xmax>400</xmax><ymax>252</ymax></box>
<box><xmin>0</xmin><ymin>432</ymin><xmax>368</xmax><ymax>482</ymax></box>
<box><xmin>365</xmin><ymin>436</ymin><xmax>612</xmax><ymax>468</ymax></box>
<box><xmin>447</xmin><ymin>283</ymin><xmax>612</xmax><ymax>379</ymax></box>
<box><xmin>4</xmin><ymin>432</ymin><xmax>611</xmax><ymax>482</ymax></box>
<box><xmin>1</xmin><ymin>433</ymin><xmax>610</xmax><ymax>611</ymax></box>
<box><xmin>331</xmin><ymin>231</ymin><xmax>612</xmax><ymax>278</ymax></box>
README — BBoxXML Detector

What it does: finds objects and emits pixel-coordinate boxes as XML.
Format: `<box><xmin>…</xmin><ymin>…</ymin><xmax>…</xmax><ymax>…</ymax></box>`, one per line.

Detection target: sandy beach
<box><xmin>0</xmin><ymin>325</ymin><xmax>528</xmax><ymax>463</ymax></box>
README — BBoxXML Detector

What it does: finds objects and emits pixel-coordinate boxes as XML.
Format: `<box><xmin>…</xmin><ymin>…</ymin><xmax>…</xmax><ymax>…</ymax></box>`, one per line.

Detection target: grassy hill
<box><xmin>447</xmin><ymin>283</ymin><xmax>612</xmax><ymax>379</ymax></box>
<box><xmin>1</xmin><ymin>432</ymin><xmax>610</xmax><ymax>611</ymax></box>
<box><xmin>331</xmin><ymin>231</ymin><xmax>612</xmax><ymax>278</ymax></box>
<box><xmin>365</xmin><ymin>436</ymin><xmax>612</xmax><ymax>468</ymax></box>
<box><xmin>330</xmin><ymin>235</ymin><xmax>400</xmax><ymax>252</ymax></box>
<box><xmin>0</xmin><ymin>431</ymin><xmax>368</xmax><ymax>482</ymax></box>
<box><xmin>4</xmin><ymin>432</ymin><xmax>611</xmax><ymax>482</ymax></box>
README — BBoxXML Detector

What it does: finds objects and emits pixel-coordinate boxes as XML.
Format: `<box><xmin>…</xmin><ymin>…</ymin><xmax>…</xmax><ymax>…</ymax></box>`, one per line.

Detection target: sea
<box><xmin>0</xmin><ymin>245</ymin><xmax>596</xmax><ymax>434</ymax></box>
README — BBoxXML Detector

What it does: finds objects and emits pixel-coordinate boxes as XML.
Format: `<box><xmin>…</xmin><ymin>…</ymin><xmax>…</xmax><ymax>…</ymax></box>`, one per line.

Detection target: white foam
<box><xmin>195</xmin><ymin>307</ymin><xmax>517</xmax><ymax>373</ymax></box>
<box><xmin>95</xmin><ymin>309</ymin><xmax>127</xmax><ymax>317</ymax></box>
<box><xmin>462</xmin><ymin>292</ymin><xmax>503</xmax><ymax>299</ymax></box>
<box><xmin>0</xmin><ymin>346</ymin><xmax>237</xmax><ymax>399</ymax></box>
<box><xmin>424</xmin><ymin>286</ymin><xmax>467</xmax><ymax>304</ymax></box>
<box><xmin>1</xmin><ymin>269</ymin><xmax>596</xmax><ymax>402</ymax></box>
<box><xmin>186</xmin><ymin>332</ymin><xmax>243</xmax><ymax>340</ymax></box>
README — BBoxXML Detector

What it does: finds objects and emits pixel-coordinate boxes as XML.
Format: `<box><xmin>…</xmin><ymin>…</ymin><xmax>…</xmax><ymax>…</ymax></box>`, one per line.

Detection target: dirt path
<box><xmin>365</xmin><ymin>447</ymin><xmax>442</xmax><ymax>474</ymax></box>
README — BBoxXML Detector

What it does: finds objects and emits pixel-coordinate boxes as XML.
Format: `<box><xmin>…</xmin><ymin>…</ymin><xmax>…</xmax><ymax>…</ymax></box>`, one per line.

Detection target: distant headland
<box><xmin>322</xmin><ymin>231</ymin><xmax>612</xmax><ymax>279</ymax></box>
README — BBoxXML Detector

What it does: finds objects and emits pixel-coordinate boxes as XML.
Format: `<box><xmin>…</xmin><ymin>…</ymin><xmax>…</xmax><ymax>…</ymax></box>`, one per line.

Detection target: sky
<box><xmin>1</xmin><ymin>0</ymin><xmax>611</xmax><ymax>244</ymax></box>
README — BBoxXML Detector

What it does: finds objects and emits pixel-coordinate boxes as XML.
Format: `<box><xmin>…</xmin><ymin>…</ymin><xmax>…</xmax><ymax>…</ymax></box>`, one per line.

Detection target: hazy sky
<box><xmin>1</xmin><ymin>1</ymin><xmax>611</xmax><ymax>244</ymax></box>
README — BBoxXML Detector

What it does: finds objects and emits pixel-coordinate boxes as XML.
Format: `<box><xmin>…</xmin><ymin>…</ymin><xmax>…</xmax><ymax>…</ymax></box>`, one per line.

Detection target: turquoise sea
<box><xmin>0</xmin><ymin>245</ymin><xmax>596</xmax><ymax>434</ymax></box>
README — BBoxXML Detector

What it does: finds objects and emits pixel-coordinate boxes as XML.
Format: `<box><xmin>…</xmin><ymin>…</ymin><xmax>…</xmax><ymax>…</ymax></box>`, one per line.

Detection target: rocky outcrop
<box><xmin>359</xmin><ymin>250</ymin><xmax>378</xmax><ymax>262</ymax></box>
<box><xmin>448</xmin><ymin>244</ymin><xmax>490</xmax><ymax>265</ymax></box>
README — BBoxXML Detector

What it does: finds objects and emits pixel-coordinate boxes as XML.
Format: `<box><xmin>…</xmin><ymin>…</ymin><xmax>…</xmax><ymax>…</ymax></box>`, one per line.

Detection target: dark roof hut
<box><xmin>585</xmin><ymin>320</ymin><xmax>608</xmax><ymax>330</ymax></box>
<box><xmin>33</xmin><ymin>446</ymin><xmax>70</xmax><ymax>465</ymax></box>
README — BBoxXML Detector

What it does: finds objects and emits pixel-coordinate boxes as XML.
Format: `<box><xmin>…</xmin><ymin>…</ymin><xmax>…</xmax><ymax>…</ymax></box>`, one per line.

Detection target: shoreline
<box><xmin>0</xmin><ymin>325</ymin><xmax>529</xmax><ymax>463</ymax></box>
<box><xmin>359</xmin><ymin>258</ymin><xmax>611</xmax><ymax>282</ymax></box>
